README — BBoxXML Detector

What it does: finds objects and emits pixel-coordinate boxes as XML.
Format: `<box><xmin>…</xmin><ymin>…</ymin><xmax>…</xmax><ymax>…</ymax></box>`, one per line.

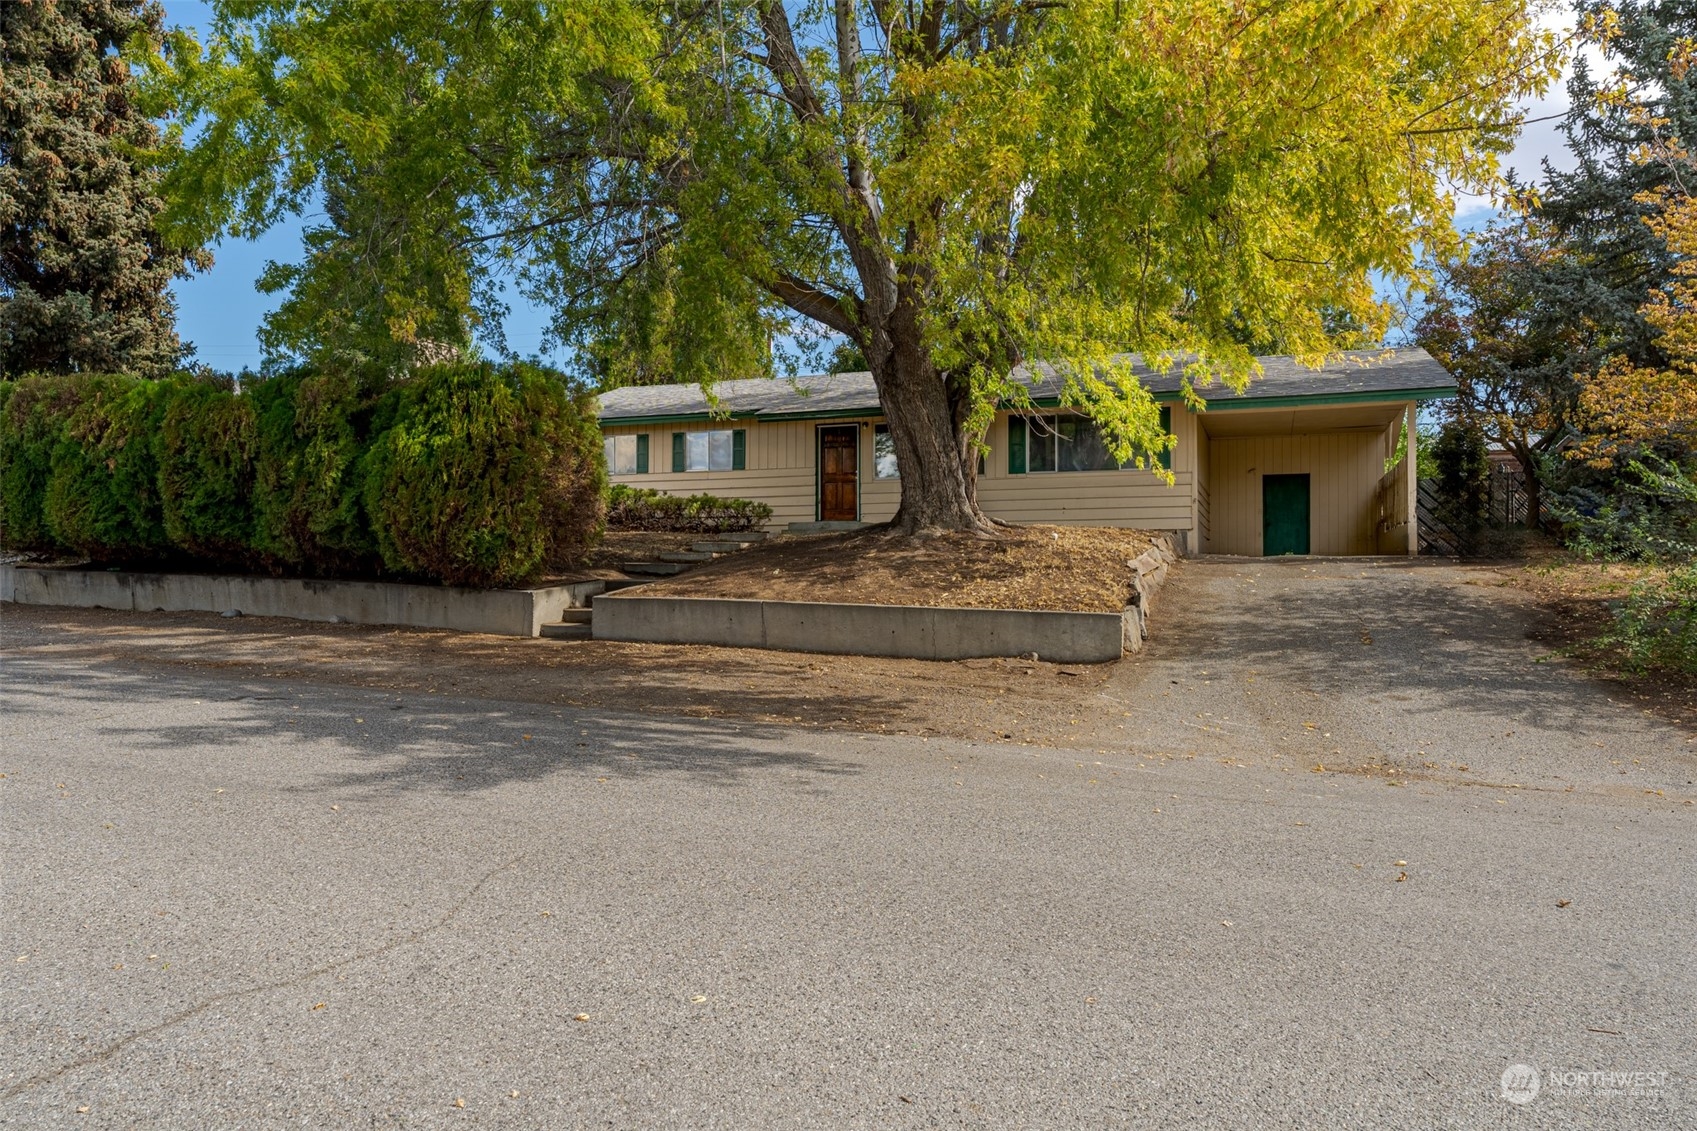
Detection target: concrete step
<box><xmin>658</xmin><ymin>550</ymin><xmax>717</xmax><ymax>563</ymax></box>
<box><xmin>786</xmin><ymin>521</ymin><xmax>865</xmax><ymax>535</ymax></box>
<box><xmin>715</xmin><ymin>531</ymin><xmax>770</xmax><ymax>543</ymax></box>
<box><xmin>539</xmin><ymin>622</ymin><xmax>592</xmax><ymax>640</ymax></box>
<box><xmin>623</xmin><ymin>560</ymin><xmax>688</xmax><ymax>576</ymax></box>
<box><xmin>553</xmin><ymin>608</ymin><xmax>593</xmax><ymax>624</ymax></box>
<box><xmin>692</xmin><ymin>540</ymin><xmax>756</xmax><ymax>554</ymax></box>
<box><xmin>598</xmin><ymin>578</ymin><xmax>650</xmax><ymax>594</ymax></box>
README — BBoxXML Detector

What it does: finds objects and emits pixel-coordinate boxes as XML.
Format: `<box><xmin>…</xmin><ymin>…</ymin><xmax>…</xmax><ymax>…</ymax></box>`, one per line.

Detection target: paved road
<box><xmin>3</xmin><ymin>560</ymin><xmax>1695</xmax><ymax>1128</ymax></box>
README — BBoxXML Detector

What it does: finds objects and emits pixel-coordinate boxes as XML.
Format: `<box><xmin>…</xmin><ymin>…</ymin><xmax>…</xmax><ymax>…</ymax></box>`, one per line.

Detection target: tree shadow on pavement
<box><xmin>2</xmin><ymin>658</ymin><xmax>868</xmax><ymax>798</ymax></box>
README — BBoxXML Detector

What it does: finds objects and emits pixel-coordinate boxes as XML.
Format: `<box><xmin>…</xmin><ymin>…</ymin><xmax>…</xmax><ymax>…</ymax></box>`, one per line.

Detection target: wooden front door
<box><xmin>819</xmin><ymin>426</ymin><xmax>859</xmax><ymax>521</ymax></box>
<box><xmin>1262</xmin><ymin>474</ymin><xmax>1311</xmax><ymax>555</ymax></box>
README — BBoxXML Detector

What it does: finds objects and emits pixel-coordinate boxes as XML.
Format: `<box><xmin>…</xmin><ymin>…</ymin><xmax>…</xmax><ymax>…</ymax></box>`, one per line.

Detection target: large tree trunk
<box><xmin>869</xmin><ymin>315</ymin><xmax>997</xmax><ymax>536</ymax></box>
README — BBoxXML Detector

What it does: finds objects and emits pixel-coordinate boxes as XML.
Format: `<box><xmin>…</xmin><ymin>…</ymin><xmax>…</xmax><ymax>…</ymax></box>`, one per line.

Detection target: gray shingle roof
<box><xmin>595</xmin><ymin>347</ymin><xmax>1454</xmax><ymax>422</ymax></box>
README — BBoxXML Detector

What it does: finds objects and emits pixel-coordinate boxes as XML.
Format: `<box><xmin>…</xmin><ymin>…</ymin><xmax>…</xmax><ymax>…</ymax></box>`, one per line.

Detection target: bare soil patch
<box><xmin>637</xmin><ymin>524</ymin><xmax>1158</xmax><ymax>612</ymax></box>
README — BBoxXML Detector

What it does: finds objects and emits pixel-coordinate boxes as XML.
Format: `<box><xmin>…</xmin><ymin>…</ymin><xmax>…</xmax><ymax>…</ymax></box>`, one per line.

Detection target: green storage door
<box><xmin>1262</xmin><ymin>474</ymin><xmax>1311</xmax><ymax>556</ymax></box>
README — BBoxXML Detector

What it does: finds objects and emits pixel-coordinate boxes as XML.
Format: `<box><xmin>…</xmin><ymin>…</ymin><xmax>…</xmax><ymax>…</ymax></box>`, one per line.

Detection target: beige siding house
<box><xmin>597</xmin><ymin>349</ymin><xmax>1452</xmax><ymax>557</ymax></box>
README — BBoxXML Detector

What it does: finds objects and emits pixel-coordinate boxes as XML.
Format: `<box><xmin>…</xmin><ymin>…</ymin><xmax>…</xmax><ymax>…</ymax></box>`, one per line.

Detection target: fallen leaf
<box><xmin>573</xmin><ymin>1013</ymin><xmax>590</xmax><ymax>1022</ymax></box>
<box><xmin>453</xmin><ymin>1097</ymin><xmax>465</xmax><ymax>1109</ymax></box>
<box><xmin>1395</xmin><ymin>860</ymin><xmax>1407</xmax><ymax>867</ymax></box>
<box><xmin>510</xmin><ymin>1090</ymin><xmax>520</xmax><ymax>1098</ymax></box>
<box><xmin>77</xmin><ymin>1107</ymin><xmax>90</xmax><ymax>1114</ymax></box>
<box><xmin>1556</xmin><ymin>899</ymin><xmax>1572</xmax><ymax>908</ymax></box>
<box><xmin>311</xmin><ymin>1002</ymin><xmax>327</xmax><ymax>1011</ymax></box>
<box><xmin>1396</xmin><ymin>871</ymin><xmax>1408</xmax><ymax>883</ymax></box>
<box><xmin>691</xmin><ymin>995</ymin><xmax>707</xmax><ymax>1003</ymax></box>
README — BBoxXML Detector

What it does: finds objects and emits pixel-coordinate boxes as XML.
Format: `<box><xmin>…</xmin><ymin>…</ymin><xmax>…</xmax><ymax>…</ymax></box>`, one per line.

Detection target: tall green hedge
<box><xmin>0</xmin><ymin>362</ymin><xmax>605</xmax><ymax>587</ymax></box>
<box><xmin>363</xmin><ymin>362</ymin><xmax>607</xmax><ymax>587</ymax></box>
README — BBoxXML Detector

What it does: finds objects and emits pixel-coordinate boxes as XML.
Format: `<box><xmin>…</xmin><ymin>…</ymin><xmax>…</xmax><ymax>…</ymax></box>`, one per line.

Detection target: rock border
<box><xmin>1121</xmin><ymin>533</ymin><xmax>1179</xmax><ymax>653</ymax></box>
<box><xmin>0</xmin><ymin>564</ymin><xmax>602</xmax><ymax>638</ymax></box>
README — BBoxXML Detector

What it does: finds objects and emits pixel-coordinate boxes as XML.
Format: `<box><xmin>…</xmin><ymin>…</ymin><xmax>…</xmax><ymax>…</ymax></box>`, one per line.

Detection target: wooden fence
<box><xmin>1418</xmin><ymin>465</ymin><xmax>1542</xmax><ymax>555</ymax></box>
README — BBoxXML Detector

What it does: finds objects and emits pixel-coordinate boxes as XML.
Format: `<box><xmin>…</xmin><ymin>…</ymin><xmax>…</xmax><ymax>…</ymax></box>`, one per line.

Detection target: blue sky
<box><xmin>162</xmin><ymin>2</ymin><xmax>1584</xmax><ymax>375</ymax></box>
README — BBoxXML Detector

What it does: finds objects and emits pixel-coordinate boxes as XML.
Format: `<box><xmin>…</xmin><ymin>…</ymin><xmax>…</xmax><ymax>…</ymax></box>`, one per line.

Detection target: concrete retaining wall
<box><xmin>592</xmin><ymin>594</ymin><xmax>1126</xmax><ymax>663</ymax></box>
<box><xmin>0</xmin><ymin>565</ymin><xmax>601</xmax><ymax>637</ymax></box>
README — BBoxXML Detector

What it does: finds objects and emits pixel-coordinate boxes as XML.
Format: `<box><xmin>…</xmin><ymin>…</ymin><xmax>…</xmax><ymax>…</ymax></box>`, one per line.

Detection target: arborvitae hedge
<box><xmin>0</xmin><ymin>362</ymin><xmax>605</xmax><ymax>587</ymax></box>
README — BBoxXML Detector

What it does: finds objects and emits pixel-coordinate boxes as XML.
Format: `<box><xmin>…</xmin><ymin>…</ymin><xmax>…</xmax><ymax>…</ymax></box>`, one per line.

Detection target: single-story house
<box><xmin>596</xmin><ymin>348</ymin><xmax>1455</xmax><ymax>557</ymax></box>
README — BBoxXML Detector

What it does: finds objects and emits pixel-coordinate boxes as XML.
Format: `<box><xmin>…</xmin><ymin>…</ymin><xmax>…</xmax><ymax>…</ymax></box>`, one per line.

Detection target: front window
<box><xmin>1011</xmin><ymin>412</ymin><xmax>1170</xmax><ymax>473</ymax></box>
<box><xmin>685</xmin><ymin>429</ymin><xmax>735</xmax><ymax>472</ymax></box>
<box><xmin>604</xmin><ymin>434</ymin><xmax>643</xmax><ymax>475</ymax></box>
<box><xmin>1022</xmin><ymin>416</ymin><xmax>1125</xmax><ymax>472</ymax></box>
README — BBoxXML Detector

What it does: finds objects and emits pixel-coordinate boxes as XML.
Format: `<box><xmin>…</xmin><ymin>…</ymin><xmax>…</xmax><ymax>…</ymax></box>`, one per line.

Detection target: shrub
<box><xmin>155</xmin><ymin>378</ymin><xmax>259</xmax><ymax>565</ymax></box>
<box><xmin>1</xmin><ymin>363</ymin><xmax>605</xmax><ymax>586</ymax></box>
<box><xmin>361</xmin><ymin>362</ymin><xmax>605</xmax><ymax>587</ymax></box>
<box><xmin>605</xmin><ymin>484</ymin><xmax>773</xmax><ymax>533</ymax></box>
<box><xmin>1546</xmin><ymin>453</ymin><xmax>1697</xmax><ymax>561</ymax></box>
<box><xmin>1599</xmin><ymin>565</ymin><xmax>1697</xmax><ymax>673</ymax></box>
<box><xmin>0</xmin><ymin>375</ymin><xmax>71</xmax><ymax>553</ymax></box>
<box><xmin>248</xmin><ymin>372</ymin><xmax>383</xmax><ymax>576</ymax></box>
<box><xmin>41</xmin><ymin>373</ymin><xmax>172</xmax><ymax>561</ymax></box>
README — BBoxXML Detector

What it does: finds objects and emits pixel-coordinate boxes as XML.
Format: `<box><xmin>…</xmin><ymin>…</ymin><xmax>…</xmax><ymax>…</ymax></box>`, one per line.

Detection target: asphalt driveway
<box><xmin>1120</xmin><ymin>557</ymin><xmax>1695</xmax><ymax>794</ymax></box>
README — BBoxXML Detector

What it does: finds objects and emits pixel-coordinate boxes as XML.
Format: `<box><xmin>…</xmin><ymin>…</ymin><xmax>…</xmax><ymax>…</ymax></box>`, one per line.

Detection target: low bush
<box><xmin>605</xmin><ymin>484</ymin><xmax>772</xmax><ymax>533</ymax></box>
<box><xmin>0</xmin><ymin>361</ymin><xmax>605</xmax><ymax>586</ymax></box>
<box><xmin>1599</xmin><ymin>565</ymin><xmax>1697</xmax><ymax>673</ymax></box>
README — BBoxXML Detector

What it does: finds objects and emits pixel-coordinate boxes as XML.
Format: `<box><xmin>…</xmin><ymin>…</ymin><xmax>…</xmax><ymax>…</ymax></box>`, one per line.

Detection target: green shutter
<box><xmin>672</xmin><ymin>432</ymin><xmax>686</xmax><ymax>472</ymax></box>
<box><xmin>731</xmin><ymin>429</ymin><xmax>746</xmax><ymax>471</ymax></box>
<box><xmin>1007</xmin><ymin>417</ymin><xmax>1025</xmax><ymax>474</ymax></box>
<box><xmin>1158</xmin><ymin>407</ymin><xmax>1173</xmax><ymax>470</ymax></box>
<box><xmin>634</xmin><ymin>433</ymin><xmax>649</xmax><ymax>474</ymax></box>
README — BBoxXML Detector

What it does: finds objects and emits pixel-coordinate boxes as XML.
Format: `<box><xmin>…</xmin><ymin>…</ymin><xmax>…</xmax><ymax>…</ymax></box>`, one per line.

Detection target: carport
<box><xmin>1196</xmin><ymin>397</ymin><xmax>1423</xmax><ymax>557</ymax></box>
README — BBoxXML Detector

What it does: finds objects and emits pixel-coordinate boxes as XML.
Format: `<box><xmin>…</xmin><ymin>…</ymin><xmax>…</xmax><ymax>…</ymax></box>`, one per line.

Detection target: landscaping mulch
<box><xmin>635</xmin><ymin>524</ymin><xmax>1159</xmax><ymax>612</ymax></box>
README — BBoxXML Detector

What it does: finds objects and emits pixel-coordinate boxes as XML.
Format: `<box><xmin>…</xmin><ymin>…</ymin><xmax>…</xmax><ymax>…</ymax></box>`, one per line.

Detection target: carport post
<box><xmin>1405</xmin><ymin>401</ymin><xmax>1419</xmax><ymax>557</ymax></box>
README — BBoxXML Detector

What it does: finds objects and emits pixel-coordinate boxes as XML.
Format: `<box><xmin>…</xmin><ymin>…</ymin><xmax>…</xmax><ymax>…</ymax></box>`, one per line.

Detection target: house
<box><xmin>595</xmin><ymin>348</ymin><xmax>1455</xmax><ymax>556</ymax></box>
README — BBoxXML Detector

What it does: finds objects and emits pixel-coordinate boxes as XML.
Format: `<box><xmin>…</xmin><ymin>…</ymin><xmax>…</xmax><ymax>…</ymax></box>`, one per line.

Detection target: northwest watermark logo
<box><xmin>1501</xmin><ymin>1065</ymin><xmax>1540</xmax><ymax>1105</ymax></box>
<box><xmin>1501</xmin><ymin>1063</ymin><xmax>1669</xmax><ymax>1104</ymax></box>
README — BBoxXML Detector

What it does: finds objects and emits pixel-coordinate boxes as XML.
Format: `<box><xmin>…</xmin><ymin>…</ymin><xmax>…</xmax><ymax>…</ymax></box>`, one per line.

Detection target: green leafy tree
<box><xmin>1415</xmin><ymin>221</ymin><xmax>1594</xmax><ymax>525</ymax></box>
<box><xmin>145</xmin><ymin>0</ymin><xmax>1558</xmax><ymax>533</ymax></box>
<box><xmin>1</xmin><ymin>0</ymin><xmax>208</xmax><ymax>377</ymax></box>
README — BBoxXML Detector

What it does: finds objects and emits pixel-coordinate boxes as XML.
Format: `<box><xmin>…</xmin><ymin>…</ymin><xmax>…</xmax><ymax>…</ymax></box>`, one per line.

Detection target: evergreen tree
<box><xmin>0</xmin><ymin>0</ymin><xmax>208</xmax><ymax>377</ymax></box>
<box><xmin>1535</xmin><ymin>1</ymin><xmax>1697</xmax><ymax>366</ymax></box>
